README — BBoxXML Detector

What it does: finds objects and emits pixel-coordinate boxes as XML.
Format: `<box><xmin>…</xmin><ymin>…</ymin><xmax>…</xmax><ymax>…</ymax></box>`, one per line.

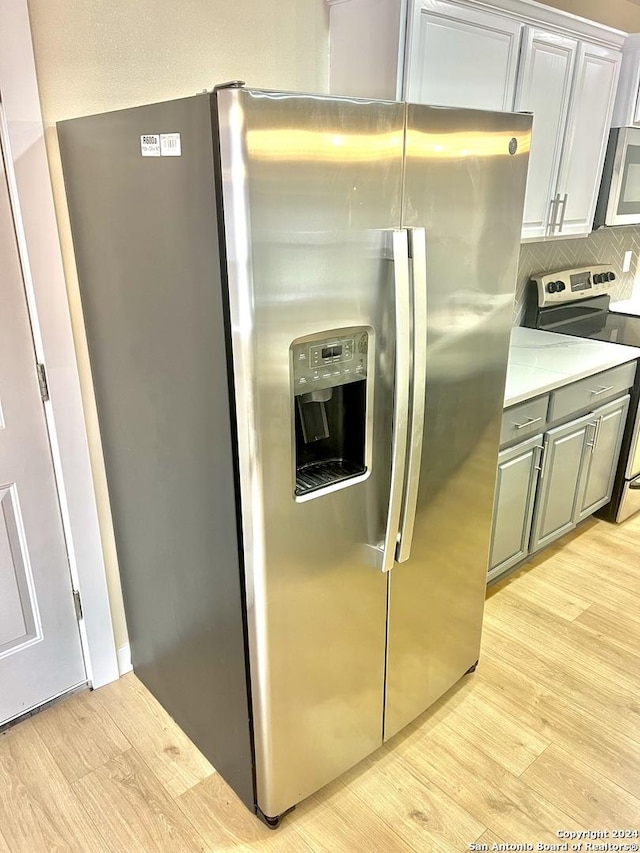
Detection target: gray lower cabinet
<box><xmin>529</xmin><ymin>394</ymin><xmax>630</xmax><ymax>553</ymax></box>
<box><xmin>529</xmin><ymin>412</ymin><xmax>593</xmax><ymax>553</ymax></box>
<box><xmin>576</xmin><ymin>395</ymin><xmax>630</xmax><ymax>522</ymax></box>
<box><xmin>491</xmin><ymin>360</ymin><xmax>636</xmax><ymax>583</ymax></box>
<box><xmin>489</xmin><ymin>434</ymin><xmax>542</xmax><ymax>581</ymax></box>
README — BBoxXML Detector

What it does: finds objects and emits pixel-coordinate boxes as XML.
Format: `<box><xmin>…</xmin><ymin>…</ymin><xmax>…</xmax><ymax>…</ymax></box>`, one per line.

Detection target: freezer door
<box><xmin>385</xmin><ymin>105</ymin><xmax>532</xmax><ymax>739</ymax></box>
<box><xmin>216</xmin><ymin>89</ymin><xmax>405</xmax><ymax>817</ymax></box>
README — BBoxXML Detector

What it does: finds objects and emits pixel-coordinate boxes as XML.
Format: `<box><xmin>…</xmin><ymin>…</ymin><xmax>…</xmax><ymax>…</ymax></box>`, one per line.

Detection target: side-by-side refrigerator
<box><xmin>58</xmin><ymin>86</ymin><xmax>531</xmax><ymax>825</ymax></box>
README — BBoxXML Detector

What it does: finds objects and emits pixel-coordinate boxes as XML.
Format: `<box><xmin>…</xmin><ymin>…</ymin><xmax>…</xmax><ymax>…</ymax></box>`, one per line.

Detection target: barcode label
<box><xmin>160</xmin><ymin>133</ymin><xmax>181</xmax><ymax>156</ymax></box>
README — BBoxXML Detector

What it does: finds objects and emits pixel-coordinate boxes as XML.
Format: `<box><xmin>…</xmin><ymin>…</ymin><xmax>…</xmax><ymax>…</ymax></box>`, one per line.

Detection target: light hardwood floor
<box><xmin>2</xmin><ymin>513</ymin><xmax>640</xmax><ymax>852</ymax></box>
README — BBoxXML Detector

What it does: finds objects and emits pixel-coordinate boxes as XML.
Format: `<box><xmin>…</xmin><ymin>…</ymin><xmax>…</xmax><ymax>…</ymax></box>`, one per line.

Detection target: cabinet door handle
<box><xmin>585</xmin><ymin>420</ymin><xmax>598</xmax><ymax>451</ymax></box>
<box><xmin>593</xmin><ymin>417</ymin><xmax>601</xmax><ymax>451</ymax></box>
<box><xmin>548</xmin><ymin>194</ymin><xmax>560</xmax><ymax>235</ymax></box>
<box><xmin>557</xmin><ymin>193</ymin><xmax>568</xmax><ymax>232</ymax></box>
<box><xmin>589</xmin><ymin>385</ymin><xmax>614</xmax><ymax>397</ymax></box>
<box><xmin>513</xmin><ymin>415</ymin><xmax>543</xmax><ymax>430</ymax></box>
<box><xmin>538</xmin><ymin>442</ymin><xmax>548</xmax><ymax>480</ymax></box>
<box><xmin>533</xmin><ymin>444</ymin><xmax>545</xmax><ymax>473</ymax></box>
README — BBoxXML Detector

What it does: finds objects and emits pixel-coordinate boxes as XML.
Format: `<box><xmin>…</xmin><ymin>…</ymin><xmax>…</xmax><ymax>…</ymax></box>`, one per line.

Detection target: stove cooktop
<box><xmin>523</xmin><ymin>263</ymin><xmax>640</xmax><ymax>348</ymax></box>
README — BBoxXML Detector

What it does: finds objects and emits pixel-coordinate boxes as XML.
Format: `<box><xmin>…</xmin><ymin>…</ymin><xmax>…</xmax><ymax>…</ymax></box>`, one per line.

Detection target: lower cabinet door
<box><xmin>576</xmin><ymin>395</ymin><xmax>630</xmax><ymax>521</ymax></box>
<box><xmin>529</xmin><ymin>412</ymin><xmax>592</xmax><ymax>553</ymax></box>
<box><xmin>489</xmin><ymin>434</ymin><xmax>542</xmax><ymax>581</ymax></box>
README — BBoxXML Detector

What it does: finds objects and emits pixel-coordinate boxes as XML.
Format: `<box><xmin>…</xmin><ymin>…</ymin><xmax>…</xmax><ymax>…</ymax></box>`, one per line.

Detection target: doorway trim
<box><xmin>0</xmin><ymin>2</ymin><xmax>119</xmax><ymax>687</ymax></box>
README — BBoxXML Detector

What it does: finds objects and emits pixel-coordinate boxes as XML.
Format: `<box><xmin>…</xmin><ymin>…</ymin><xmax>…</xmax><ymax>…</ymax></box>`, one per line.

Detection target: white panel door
<box><xmin>404</xmin><ymin>0</ymin><xmax>522</xmax><ymax>110</ymax></box>
<box><xmin>516</xmin><ymin>27</ymin><xmax>578</xmax><ymax>240</ymax></box>
<box><xmin>555</xmin><ymin>42</ymin><xmax>622</xmax><ymax>238</ymax></box>
<box><xmin>0</xmin><ymin>138</ymin><xmax>85</xmax><ymax>726</ymax></box>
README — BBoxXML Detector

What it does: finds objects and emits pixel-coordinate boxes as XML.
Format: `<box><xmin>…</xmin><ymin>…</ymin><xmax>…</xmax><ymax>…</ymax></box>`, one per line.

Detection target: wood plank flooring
<box><xmin>2</xmin><ymin>512</ymin><xmax>640</xmax><ymax>851</ymax></box>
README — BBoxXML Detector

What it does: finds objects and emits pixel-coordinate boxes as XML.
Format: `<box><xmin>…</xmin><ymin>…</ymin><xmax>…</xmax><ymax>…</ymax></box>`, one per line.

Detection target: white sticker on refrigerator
<box><xmin>140</xmin><ymin>134</ymin><xmax>161</xmax><ymax>157</ymax></box>
<box><xmin>160</xmin><ymin>133</ymin><xmax>181</xmax><ymax>156</ymax></box>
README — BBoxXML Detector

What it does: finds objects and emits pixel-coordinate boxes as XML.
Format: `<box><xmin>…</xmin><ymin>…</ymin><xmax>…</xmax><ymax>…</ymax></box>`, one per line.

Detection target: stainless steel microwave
<box><xmin>594</xmin><ymin>127</ymin><xmax>640</xmax><ymax>228</ymax></box>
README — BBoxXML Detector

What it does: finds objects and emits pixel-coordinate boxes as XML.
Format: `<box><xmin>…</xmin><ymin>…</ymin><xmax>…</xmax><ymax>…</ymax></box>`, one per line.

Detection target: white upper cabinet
<box><xmin>611</xmin><ymin>34</ymin><xmax>640</xmax><ymax>127</ymax></box>
<box><xmin>517</xmin><ymin>32</ymin><xmax>621</xmax><ymax>239</ymax></box>
<box><xmin>516</xmin><ymin>29</ymin><xmax>578</xmax><ymax>240</ymax></box>
<box><xmin>556</xmin><ymin>43</ymin><xmax>622</xmax><ymax>237</ymax></box>
<box><xmin>328</xmin><ymin>0</ymin><xmax>625</xmax><ymax>241</ymax></box>
<box><xmin>404</xmin><ymin>0</ymin><xmax>522</xmax><ymax>110</ymax></box>
<box><xmin>516</xmin><ymin>28</ymin><xmax>620</xmax><ymax>239</ymax></box>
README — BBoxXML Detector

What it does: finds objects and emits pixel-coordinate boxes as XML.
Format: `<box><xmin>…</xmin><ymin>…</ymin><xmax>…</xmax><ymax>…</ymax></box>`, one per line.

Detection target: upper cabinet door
<box><xmin>515</xmin><ymin>28</ymin><xmax>578</xmax><ymax>241</ymax></box>
<box><xmin>554</xmin><ymin>43</ymin><xmax>622</xmax><ymax>238</ymax></box>
<box><xmin>611</xmin><ymin>35</ymin><xmax>640</xmax><ymax>128</ymax></box>
<box><xmin>404</xmin><ymin>0</ymin><xmax>522</xmax><ymax>110</ymax></box>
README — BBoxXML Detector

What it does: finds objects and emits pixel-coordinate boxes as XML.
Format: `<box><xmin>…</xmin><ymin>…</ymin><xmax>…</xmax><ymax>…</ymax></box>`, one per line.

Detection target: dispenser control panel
<box><xmin>310</xmin><ymin>339</ymin><xmax>354</xmax><ymax>367</ymax></box>
<box><xmin>292</xmin><ymin>328</ymin><xmax>369</xmax><ymax>394</ymax></box>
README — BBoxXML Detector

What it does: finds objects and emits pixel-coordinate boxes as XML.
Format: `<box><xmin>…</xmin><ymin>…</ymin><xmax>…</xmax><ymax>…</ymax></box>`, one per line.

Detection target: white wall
<box><xmin>26</xmin><ymin>0</ymin><xmax>330</xmax><ymax>655</ymax></box>
<box><xmin>539</xmin><ymin>0</ymin><xmax>640</xmax><ymax>32</ymax></box>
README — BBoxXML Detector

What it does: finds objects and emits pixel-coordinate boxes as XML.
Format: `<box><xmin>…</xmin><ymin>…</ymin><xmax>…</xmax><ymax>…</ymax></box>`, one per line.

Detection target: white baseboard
<box><xmin>116</xmin><ymin>643</ymin><xmax>132</xmax><ymax>676</ymax></box>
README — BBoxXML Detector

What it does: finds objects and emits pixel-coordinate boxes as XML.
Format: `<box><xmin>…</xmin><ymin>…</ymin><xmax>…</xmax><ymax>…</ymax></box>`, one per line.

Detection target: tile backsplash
<box><xmin>513</xmin><ymin>226</ymin><xmax>640</xmax><ymax>324</ymax></box>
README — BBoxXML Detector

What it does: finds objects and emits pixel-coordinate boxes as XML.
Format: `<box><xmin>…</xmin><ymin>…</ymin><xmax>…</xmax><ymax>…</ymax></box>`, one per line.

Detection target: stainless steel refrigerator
<box><xmin>58</xmin><ymin>86</ymin><xmax>531</xmax><ymax>826</ymax></box>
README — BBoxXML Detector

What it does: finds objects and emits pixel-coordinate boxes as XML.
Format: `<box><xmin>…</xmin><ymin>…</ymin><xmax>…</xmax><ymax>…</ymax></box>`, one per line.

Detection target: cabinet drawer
<box><xmin>501</xmin><ymin>396</ymin><xmax>549</xmax><ymax>446</ymax></box>
<box><xmin>549</xmin><ymin>362</ymin><xmax>636</xmax><ymax>422</ymax></box>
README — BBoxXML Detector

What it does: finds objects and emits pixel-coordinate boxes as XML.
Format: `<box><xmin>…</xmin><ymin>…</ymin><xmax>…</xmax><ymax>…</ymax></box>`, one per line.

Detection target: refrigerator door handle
<box><xmin>396</xmin><ymin>227</ymin><xmax>427</xmax><ymax>563</ymax></box>
<box><xmin>379</xmin><ymin>229</ymin><xmax>412</xmax><ymax>573</ymax></box>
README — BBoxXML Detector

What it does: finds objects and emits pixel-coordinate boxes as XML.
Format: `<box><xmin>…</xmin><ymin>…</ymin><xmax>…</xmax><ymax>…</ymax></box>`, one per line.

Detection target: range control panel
<box><xmin>291</xmin><ymin>328</ymin><xmax>369</xmax><ymax>394</ymax></box>
<box><xmin>532</xmin><ymin>265</ymin><xmax>617</xmax><ymax>307</ymax></box>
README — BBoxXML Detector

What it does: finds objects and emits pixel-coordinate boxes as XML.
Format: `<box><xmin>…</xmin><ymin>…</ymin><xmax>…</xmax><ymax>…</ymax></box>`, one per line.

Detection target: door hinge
<box><xmin>37</xmin><ymin>363</ymin><xmax>50</xmax><ymax>402</ymax></box>
<box><xmin>72</xmin><ymin>589</ymin><xmax>83</xmax><ymax>621</ymax></box>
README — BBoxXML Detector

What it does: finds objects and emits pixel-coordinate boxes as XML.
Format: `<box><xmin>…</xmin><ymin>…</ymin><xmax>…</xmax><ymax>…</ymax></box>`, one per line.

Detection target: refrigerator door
<box><xmin>216</xmin><ymin>89</ymin><xmax>406</xmax><ymax>817</ymax></box>
<box><xmin>384</xmin><ymin>105</ymin><xmax>532</xmax><ymax>739</ymax></box>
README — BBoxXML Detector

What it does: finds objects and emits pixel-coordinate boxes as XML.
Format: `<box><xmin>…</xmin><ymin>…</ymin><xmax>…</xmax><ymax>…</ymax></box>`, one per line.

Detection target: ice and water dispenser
<box><xmin>291</xmin><ymin>328</ymin><xmax>369</xmax><ymax>496</ymax></box>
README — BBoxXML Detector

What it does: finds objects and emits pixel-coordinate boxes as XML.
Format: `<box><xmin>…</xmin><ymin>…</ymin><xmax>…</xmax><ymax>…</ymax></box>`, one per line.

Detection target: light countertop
<box><xmin>505</xmin><ymin>327</ymin><xmax>640</xmax><ymax>407</ymax></box>
<box><xmin>610</xmin><ymin>298</ymin><xmax>640</xmax><ymax>317</ymax></box>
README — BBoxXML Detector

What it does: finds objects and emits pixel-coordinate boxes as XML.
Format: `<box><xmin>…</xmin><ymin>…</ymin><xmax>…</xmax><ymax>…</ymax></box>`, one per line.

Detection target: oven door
<box><xmin>625</xmin><ymin>403</ymin><xmax>640</xmax><ymax>480</ymax></box>
<box><xmin>604</xmin><ymin>127</ymin><xmax>640</xmax><ymax>226</ymax></box>
<box><xmin>618</xmin><ymin>475</ymin><xmax>640</xmax><ymax>522</ymax></box>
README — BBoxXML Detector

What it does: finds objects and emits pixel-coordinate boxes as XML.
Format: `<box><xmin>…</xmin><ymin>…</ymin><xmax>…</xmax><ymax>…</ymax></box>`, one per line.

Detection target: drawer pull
<box><xmin>590</xmin><ymin>385</ymin><xmax>614</xmax><ymax>396</ymax></box>
<box><xmin>513</xmin><ymin>416</ymin><xmax>543</xmax><ymax>430</ymax></box>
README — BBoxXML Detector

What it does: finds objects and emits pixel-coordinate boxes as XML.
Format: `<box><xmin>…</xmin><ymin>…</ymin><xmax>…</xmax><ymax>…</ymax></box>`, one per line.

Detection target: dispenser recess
<box><xmin>291</xmin><ymin>329</ymin><xmax>369</xmax><ymax>496</ymax></box>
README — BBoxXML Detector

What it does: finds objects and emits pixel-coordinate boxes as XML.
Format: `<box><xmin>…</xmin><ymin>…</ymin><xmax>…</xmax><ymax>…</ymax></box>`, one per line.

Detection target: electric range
<box><xmin>523</xmin><ymin>265</ymin><xmax>640</xmax><ymax>522</ymax></box>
